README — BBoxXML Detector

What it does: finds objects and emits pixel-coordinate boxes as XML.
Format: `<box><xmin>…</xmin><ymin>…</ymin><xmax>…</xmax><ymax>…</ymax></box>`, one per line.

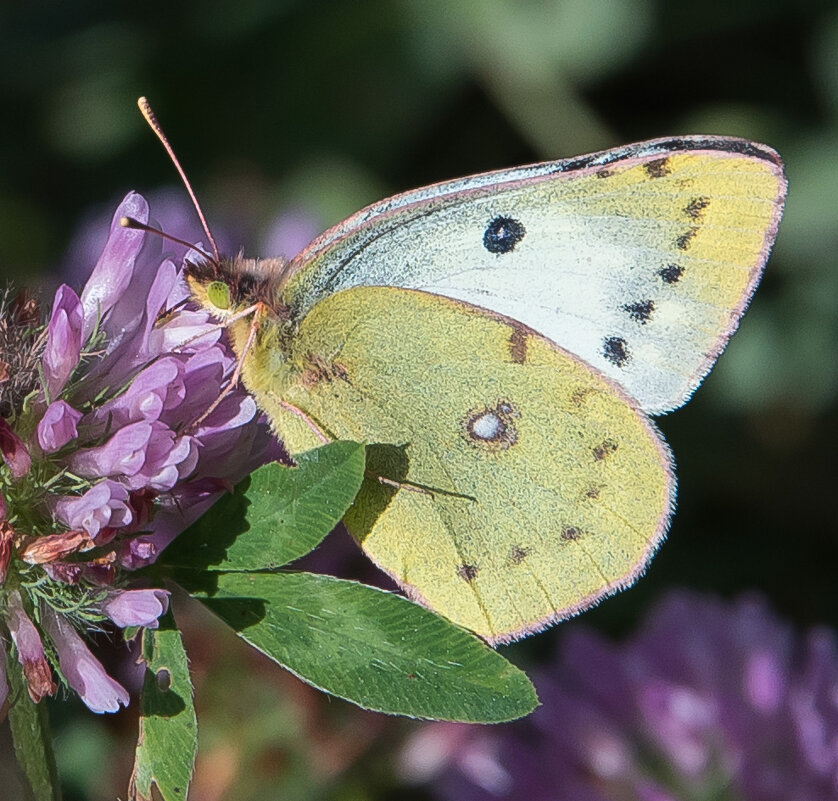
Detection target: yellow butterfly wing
<box><xmin>281</xmin><ymin>138</ymin><xmax>786</xmax><ymax>414</ymax></box>
<box><xmin>243</xmin><ymin>287</ymin><xmax>673</xmax><ymax>644</ymax></box>
<box><xmin>186</xmin><ymin>136</ymin><xmax>784</xmax><ymax>643</ymax></box>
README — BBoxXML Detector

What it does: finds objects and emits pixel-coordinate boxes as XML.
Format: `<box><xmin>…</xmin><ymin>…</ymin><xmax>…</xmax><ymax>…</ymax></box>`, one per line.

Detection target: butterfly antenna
<box><xmin>119</xmin><ymin>216</ymin><xmax>215</xmax><ymax>264</ymax></box>
<box><xmin>137</xmin><ymin>96</ymin><xmax>221</xmax><ymax>264</ymax></box>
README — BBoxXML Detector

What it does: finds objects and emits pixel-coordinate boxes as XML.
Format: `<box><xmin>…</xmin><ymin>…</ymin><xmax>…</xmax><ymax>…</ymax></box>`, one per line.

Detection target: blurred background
<box><xmin>1</xmin><ymin>1</ymin><xmax>837</xmax><ymax>799</ymax></box>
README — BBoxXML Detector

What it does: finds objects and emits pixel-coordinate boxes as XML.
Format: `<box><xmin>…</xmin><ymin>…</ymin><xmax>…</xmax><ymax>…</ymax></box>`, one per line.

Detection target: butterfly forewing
<box><xmin>283</xmin><ymin>137</ymin><xmax>785</xmax><ymax>414</ymax></box>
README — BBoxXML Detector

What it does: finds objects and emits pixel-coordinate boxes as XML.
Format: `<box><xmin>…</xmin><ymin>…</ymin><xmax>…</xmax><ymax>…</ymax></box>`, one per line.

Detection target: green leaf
<box><xmin>6</xmin><ymin>648</ymin><xmax>60</xmax><ymax>801</ymax></box>
<box><xmin>193</xmin><ymin>571</ymin><xmax>538</xmax><ymax>723</ymax></box>
<box><xmin>164</xmin><ymin>441</ymin><xmax>366</xmax><ymax>571</ymax></box>
<box><xmin>129</xmin><ymin>614</ymin><xmax>197</xmax><ymax>801</ymax></box>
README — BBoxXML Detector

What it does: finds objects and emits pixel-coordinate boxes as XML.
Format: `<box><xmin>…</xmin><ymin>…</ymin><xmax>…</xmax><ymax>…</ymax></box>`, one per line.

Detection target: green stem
<box><xmin>6</xmin><ymin>642</ymin><xmax>61</xmax><ymax>801</ymax></box>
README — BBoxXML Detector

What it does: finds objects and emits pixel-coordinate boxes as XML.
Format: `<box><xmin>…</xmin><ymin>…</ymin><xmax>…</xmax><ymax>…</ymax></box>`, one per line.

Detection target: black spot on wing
<box><xmin>685</xmin><ymin>196</ymin><xmax>710</xmax><ymax>220</ymax></box>
<box><xmin>458</xmin><ymin>564</ymin><xmax>480</xmax><ymax>583</ymax></box>
<box><xmin>676</xmin><ymin>227</ymin><xmax>699</xmax><ymax>251</ymax></box>
<box><xmin>644</xmin><ymin>158</ymin><xmax>671</xmax><ymax>179</ymax></box>
<box><xmin>570</xmin><ymin>387</ymin><xmax>596</xmax><ymax>408</ymax></box>
<box><xmin>508</xmin><ymin>325</ymin><xmax>528</xmax><ymax>364</ymax></box>
<box><xmin>623</xmin><ymin>300</ymin><xmax>655</xmax><ymax>324</ymax></box>
<box><xmin>592</xmin><ymin>440</ymin><xmax>618</xmax><ymax>461</ymax></box>
<box><xmin>602</xmin><ymin>336</ymin><xmax>630</xmax><ymax>367</ymax></box>
<box><xmin>508</xmin><ymin>546</ymin><xmax>530</xmax><ymax>565</ymax></box>
<box><xmin>561</xmin><ymin>526</ymin><xmax>582</xmax><ymax>541</ymax></box>
<box><xmin>659</xmin><ymin>264</ymin><xmax>684</xmax><ymax>284</ymax></box>
<box><xmin>483</xmin><ymin>216</ymin><xmax>526</xmax><ymax>254</ymax></box>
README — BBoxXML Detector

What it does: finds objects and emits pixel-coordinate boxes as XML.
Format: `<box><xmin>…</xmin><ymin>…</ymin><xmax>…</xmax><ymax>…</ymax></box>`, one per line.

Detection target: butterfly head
<box><xmin>185</xmin><ymin>254</ymin><xmax>292</xmax><ymax>321</ymax></box>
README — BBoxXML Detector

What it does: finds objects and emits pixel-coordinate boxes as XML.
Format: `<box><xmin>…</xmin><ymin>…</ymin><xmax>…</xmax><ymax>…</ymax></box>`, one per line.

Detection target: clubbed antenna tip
<box><xmin>136</xmin><ymin>96</ymin><xmax>221</xmax><ymax>264</ymax></box>
<box><xmin>120</xmin><ymin>216</ymin><xmax>214</xmax><ymax>264</ymax></box>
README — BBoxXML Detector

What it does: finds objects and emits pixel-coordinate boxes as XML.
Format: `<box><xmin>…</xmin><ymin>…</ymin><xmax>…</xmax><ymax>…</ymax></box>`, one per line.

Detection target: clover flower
<box><xmin>406</xmin><ymin>591</ymin><xmax>838</xmax><ymax>801</ymax></box>
<box><xmin>0</xmin><ymin>192</ymin><xmax>281</xmax><ymax>714</ymax></box>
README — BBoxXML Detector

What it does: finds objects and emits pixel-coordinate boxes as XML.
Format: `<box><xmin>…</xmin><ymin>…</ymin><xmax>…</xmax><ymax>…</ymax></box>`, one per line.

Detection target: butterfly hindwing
<box><xmin>250</xmin><ymin>287</ymin><xmax>674</xmax><ymax>643</ymax></box>
<box><xmin>282</xmin><ymin>137</ymin><xmax>785</xmax><ymax>414</ymax></box>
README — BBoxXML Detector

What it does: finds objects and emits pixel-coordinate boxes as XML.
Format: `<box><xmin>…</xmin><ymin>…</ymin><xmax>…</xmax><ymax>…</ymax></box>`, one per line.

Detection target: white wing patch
<box><xmin>283</xmin><ymin>137</ymin><xmax>786</xmax><ymax>414</ymax></box>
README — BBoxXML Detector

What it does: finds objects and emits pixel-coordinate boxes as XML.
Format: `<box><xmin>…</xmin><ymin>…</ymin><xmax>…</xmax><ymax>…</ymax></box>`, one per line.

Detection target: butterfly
<box><xmin>139</xmin><ymin>98</ymin><xmax>785</xmax><ymax>644</ymax></box>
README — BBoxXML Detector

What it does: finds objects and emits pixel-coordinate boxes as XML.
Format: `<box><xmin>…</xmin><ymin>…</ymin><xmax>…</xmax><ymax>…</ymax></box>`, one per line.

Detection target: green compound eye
<box><xmin>207</xmin><ymin>281</ymin><xmax>232</xmax><ymax>310</ymax></box>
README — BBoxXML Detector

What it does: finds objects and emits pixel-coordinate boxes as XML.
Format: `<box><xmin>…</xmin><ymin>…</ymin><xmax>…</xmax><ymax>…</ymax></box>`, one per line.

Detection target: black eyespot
<box><xmin>603</xmin><ymin>336</ymin><xmax>630</xmax><ymax>367</ymax></box>
<box><xmin>483</xmin><ymin>216</ymin><xmax>526</xmax><ymax>254</ymax></box>
<box><xmin>623</xmin><ymin>300</ymin><xmax>655</xmax><ymax>324</ymax></box>
<box><xmin>659</xmin><ymin>264</ymin><xmax>684</xmax><ymax>284</ymax></box>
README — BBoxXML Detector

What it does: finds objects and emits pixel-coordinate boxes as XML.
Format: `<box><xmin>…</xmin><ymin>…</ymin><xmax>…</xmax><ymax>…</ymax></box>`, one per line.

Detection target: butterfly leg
<box><xmin>375</xmin><ymin>475</ymin><xmax>434</xmax><ymax>497</ymax></box>
<box><xmin>168</xmin><ymin>300</ymin><xmax>265</xmax><ymax>354</ymax></box>
<box><xmin>155</xmin><ymin>296</ymin><xmax>190</xmax><ymax>324</ymax></box>
<box><xmin>189</xmin><ymin>302</ymin><xmax>266</xmax><ymax>429</ymax></box>
<box><xmin>270</xmin><ymin>398</ymin><xmax>430</xmax><ymax>495</ymax></box>
<box><xmin>274</xmin><ymin>398</ymin><xmax>331</xmax><ymax>444</ymax></box>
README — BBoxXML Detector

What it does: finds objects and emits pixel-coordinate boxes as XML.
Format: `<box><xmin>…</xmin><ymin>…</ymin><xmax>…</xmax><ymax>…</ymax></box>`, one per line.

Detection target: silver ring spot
<box><xmin>461</xmin><ymin>399</ymin><xmax>520</xmax><ymax>451</ymax></box>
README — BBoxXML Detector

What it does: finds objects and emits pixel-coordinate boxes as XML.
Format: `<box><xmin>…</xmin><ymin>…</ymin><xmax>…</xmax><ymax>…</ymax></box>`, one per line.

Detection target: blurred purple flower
<box><xmin>57</xmin><ymin>189</ymin><xmax>231</xmax><ymax>290</ymax></box>
<box><xmin>59</xmin><ymin>187</ymin><xmax>321</xmax><ymax>289</ymax></box>
<box><xmin>261</xmin><ymin>207</ymin><xmax>321</xmax><ymax>260</ymax></box>
<box><xmin>0</xmin><ymin>191</ymin><xmax>283</xmax><ymax>712</ymax></box>
<box><xmin>407</xmin><ymin>592</ymin><xmax>838</xmax><ymax>801</ymax></box>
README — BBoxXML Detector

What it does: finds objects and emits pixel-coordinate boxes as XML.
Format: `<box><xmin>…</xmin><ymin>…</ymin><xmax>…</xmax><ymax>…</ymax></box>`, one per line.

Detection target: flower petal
<box><xmin>0</xmin><ymin>418</ymin><xmax>31</xmax><ymax>478</ymax></box>
<box><xmin>69</xmin><ymin>421</ymin><xmax>153</xmax><ymax>479</ymax></box>
<box><xmin>102</xmin><ymin>589</ymin><xmax>170</xmax><ymax>628</ymax></box>
<box><xmin>6</xmin><ymin>591</ymin><xmax>57</xmax><ymax>703</ymax></box>
<box><xmin>54</xmin><ymin>480</ymin><xmax>132</xmax><ymax>537</ymax></box>
<box><xmin>0</xmin><ymin>521</ymin><xmax>12</xmax><ymax>584</ymax></box>
<box><xmin>42</xmin><ymin>284</ymin><xmax>84</xmax><ymax>399</ymax></box>
<box><xmin>42</xmin><ymin>606</ymin><xmax>129</xmax><ymax>714</ymax></box>
<box><xmin>37</xmin><ymin>400</ymin><xmax>83</xmax><ymax>453</ymax></box>
<box><xmin>117</xmin><ymin>477</ymin><xmax>228</xmax><ymax>569</ymax></box>
<box><xmin>20</xmin><ymin>529</ymin><xmax>93</xmax><ymax>564</ymax></box>
<box><xmin>80</xmin><ymin>192</ymin><xmax>149</xmax><ymax>341</ymax></box>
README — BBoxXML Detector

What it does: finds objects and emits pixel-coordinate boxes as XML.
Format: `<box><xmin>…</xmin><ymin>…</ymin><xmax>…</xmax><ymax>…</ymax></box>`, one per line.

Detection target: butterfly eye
<box><xmin>207</xmin><ymin>281</ymin><xmax>232</xmax><ymax>311</ymax></box>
